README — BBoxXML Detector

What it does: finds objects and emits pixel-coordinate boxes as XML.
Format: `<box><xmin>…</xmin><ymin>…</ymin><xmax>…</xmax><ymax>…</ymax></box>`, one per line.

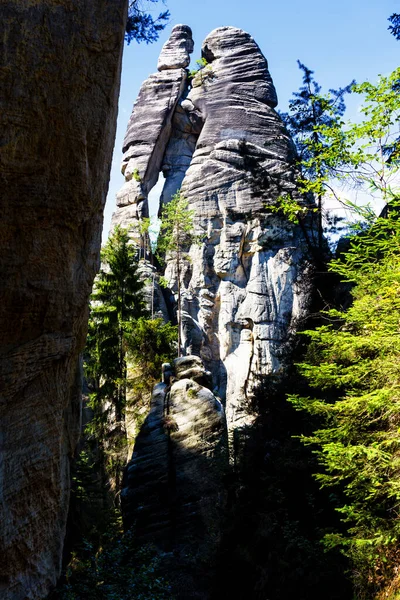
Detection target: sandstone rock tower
<box><xmin>114</xmin><ymin>23</ymin><xmax>316</xmax><ymax>600</ymax></box>
<box><xmin>113</xmin><ymin>25</ymin><xmax>313</xmax><ymax>453</ymax></box>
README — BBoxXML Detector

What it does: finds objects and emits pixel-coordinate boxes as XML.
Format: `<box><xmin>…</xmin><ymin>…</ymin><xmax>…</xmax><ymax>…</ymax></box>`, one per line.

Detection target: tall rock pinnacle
<box><xmin>111</xmin><ymin>25</ymin><xmax>194</xmax><ymax>241</ymax></box>
<box><xmin>112</xmin><ymin>25</ymin><xmax>314</xmax><ymax>452</ymax></box>
<box><xmin>115</xmin><ymin>25</ymin><xmax>316</xmax><ymax>597</ymax></box>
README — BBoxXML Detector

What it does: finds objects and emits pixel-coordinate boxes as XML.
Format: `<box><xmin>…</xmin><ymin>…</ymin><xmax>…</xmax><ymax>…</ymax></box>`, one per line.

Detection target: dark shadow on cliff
<box><xmin>121</xmin><ymin>380</ymin><xmax>229</xmax><ymax>600</ymax></box>
<box><xmin>212</xmin><ymin>378</ymin><xmax>352</xmax><ymax>600</ymax></box>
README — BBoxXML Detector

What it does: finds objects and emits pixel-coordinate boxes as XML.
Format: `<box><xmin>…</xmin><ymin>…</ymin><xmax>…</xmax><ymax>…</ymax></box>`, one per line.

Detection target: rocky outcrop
<box><xmin>114</xmin><ymin>23</ymin><xmax>318</xmax><ymax>598</ymax></box>
<box><xmin>122</xmin><ymin>356</ymin><xmax>228</xmax><ymax>598</ymax></box>
<box><xmin>111</xmin><ymin>24</ymin><xmax>195</xmax><ymax>235</ymax></box>
<box><xmin>0</xmin><ymin>2</ymin><xmax>127</xmax><ymax>598</ymax></box>
<box><xmin>113</xmin><ymin>25</ymin><xmax>314</xmax><ymax>458</ymax></box>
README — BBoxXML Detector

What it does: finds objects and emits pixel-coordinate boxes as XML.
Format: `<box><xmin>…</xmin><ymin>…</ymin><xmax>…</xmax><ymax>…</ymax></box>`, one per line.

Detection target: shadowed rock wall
<box><xmin>122</xmin><ymin>357</ymin><xmax>228</xmax><ymax>599</ymax></box>
<box><xmin>0</xmin><ymin>2</ymin><xmax>127</xmax><ymax>598</ymax></box>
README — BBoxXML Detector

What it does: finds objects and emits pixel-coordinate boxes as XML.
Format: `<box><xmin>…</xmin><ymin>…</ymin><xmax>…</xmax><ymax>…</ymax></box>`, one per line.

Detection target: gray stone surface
<box><xmin>117</xmin><ymin>24</ymin><xmax>317</xmax><ymax>596</ymax></box>
<box><xmin>137</xmin><ymin>260</ymin><xmax>170</xmax><ymax>322</ymax></box>
<box><xmin>112</xmin><ymin>25</ymin><xmax>194</xmax><ymax>237</ymax></box>
<box><xmin>159</xmin><ymin>100</ymin><xmax>202</xmax><ymax>214</ymax></box>
<box><xmin>114</xmin><ymin>25</ymin><xmax>315</xmax><ymax>456</ymax></box>
<box><xmin>122</xmin><ymin>358</ymin><xmax>228</xmax><ymax>598</ymax></box>
<box><xmin>157</xmin><ymin>24</ymin><xmax>194</xmax><ymax>71</ymax></box>
<box><xmin>122</xmin><ymin>382</ymin><xmax>170</xmax><ymax>538</ymax></box>
<box><xmin>165</xmin><ymin>27</ymin><xmax>314</xmax><ymax>446</ymax></box>
<box><xmin>0</xmin><ymin>2</ymin><xmax>127</xmax><ymax>598</ymax></box>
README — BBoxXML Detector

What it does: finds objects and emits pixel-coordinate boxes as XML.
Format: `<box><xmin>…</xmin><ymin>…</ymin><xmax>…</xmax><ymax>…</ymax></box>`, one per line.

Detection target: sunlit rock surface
<box><xmin>111</xmin><ymin>25</ymin><xmax>194</xmax><ymax>233</ymax></box>
<box><xmin>118</xmin><ymin>23</ymin><xmax>315</xmax><ymax>598</ymax></box>
<box><xmin>0</xmin><ymin>2</ymin><xmax>127</xmax><ymax>597</ymax></box>
<box><xmin>117</xmin><ymin>27</ymin><xmax>312</xmax><ymax>450</ymax></box>
<box><xmin>173</xmin><ymin>28</ymin><xmax>313</xmax><ymax>446</ymax></box>
<box><xmin>114</xmin><ymin>25</ymin><xmax>313</xmax><ymax>451</ymax></box>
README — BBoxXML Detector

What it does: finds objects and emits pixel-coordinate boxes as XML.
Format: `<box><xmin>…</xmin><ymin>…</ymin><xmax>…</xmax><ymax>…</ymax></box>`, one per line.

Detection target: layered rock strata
<box><xmin>112</xmin><ymin>25</ymin><xmax>313</xmax><ymax>455</ymax></box>
<box><xmin>173</xmin><ymin>28</ymin><xmax>313</xmax><ymax>445</ymax></box>
<box><xmin>111</xmin><ymin>24</ymin><xmax>195</xmax><ymax>235</ymax></box>
<box><xmin>0</xmin><ymin>2</ymin><xmax>127</xmax><ymax>598</ymax></box>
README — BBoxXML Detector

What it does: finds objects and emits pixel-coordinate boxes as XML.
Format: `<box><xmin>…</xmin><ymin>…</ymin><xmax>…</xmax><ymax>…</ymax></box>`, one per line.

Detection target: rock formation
<box><xmin>112</xmin><ymin>25</ymin><xmax>314</xmax><ymax>459</ymax></box>
<box><xmin>112</xmin><ymin>24</ymin><xmax>195</xmax><ymax>236</ymax></box>
<box><xmin>122</xmin><ymin>356</ymin><xmax>228</xmax><ymax>598</ymax></box>
<box><xmin>113</xmin><ymin>23</ymin><xmax>316</xmax><ymax>598</ymax></box>
<box><xmin>0</xmin><ymin>2</ymin><xmax>127</xmax><ymax>598</ymax></box>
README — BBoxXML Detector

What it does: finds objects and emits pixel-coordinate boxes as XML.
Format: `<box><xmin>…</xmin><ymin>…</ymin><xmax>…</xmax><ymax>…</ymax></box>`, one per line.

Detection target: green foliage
<box><xmin>280</xmin><ymin>62</ymin><xmax>353</xmax><ymax>183</ymax></box>
<box><xmin>278</xmin><ymin>64</ymin><xmax>400</xmax><ymax>264</ymax></box>
<box><xmin>188</xmin><ymin>57</ymin><xmax>213</xmax><ymax>86</ymax></box>
<box><xmin>388</xmin><ymin>13</ymin><xmax>400</xmax><ymax>40</ymax></box>
<box><xmin>125</xmin><ymin>0</ymin><xmax>170</xmax><ymax>45</ymax></box>
<box><xmin>70</xmin><ymin>450</ymin><xmax>99</xmax><ymax>506</ymax></box>
<box><xmin>270</xmin><ymin>193</ymin><xmax>312</xmax><ymax>224</ymax></box>
<box><xmin>58</xmin><ymin>522</ymin><xmax>173</xmax><ymax>600</ymax></box>
<box><xmin>281</xmin><ymin>64</ymin><xmax>400</xmax><ymax>596</ymax></box>
<box><xmin>132</xmin><ymin>168</ymin><xmax>141</xmax><ymax>182</ymax></box>
<box><xmin>84</xmin><ymin>226</ymin><xmax>147</xmax><ymax>493</ymax></box>
<box><xmin>279</xmin><ymin>62</ymin><xmax>353</xmax><ymax>251</ymax></box>
<box><xmin>189</xmin><ymin>56</ymin><xmax>208</xmax><ymax>78</ymax></box>
<box><xmin>86</xmin><ymin>226</ymin><xmax>147</xmax><ymax>418</ymax></box>
<box><xmin>158</xmin><ymin>275</ymin><xmax>168</xmax><ymax>288</ymax></box>
<box><xmin>126</xmin><ymin>317</ymin><xmax>177</xmax><ymax>401</ymax></box>
<box><xmin>157</xmin><ymin>191</ymin><xmax>197</xmax><ymax>258</ymax></box>
<box><xmin>157</xmin><ymin>191</ymin><xmax>198</xmax><ymax>356</ymax></box>
<box><xmin>315</xmin><ymin>67</ymin><xmax>400</xmax><ymax>201</ymax></box>
<box><xmin>289</xmin><ymin>194</ymin><xmax>400</xmax><ymax>596</ymax></box>
<box><xmin>63</xmin><ymin>234</ymin><xmax>178</xmax><ymax>600</ymax></box>
<box><xmin>136</xmin><ymin>217</ymin><xmax>152</xmax><ymax>260</ymax></box>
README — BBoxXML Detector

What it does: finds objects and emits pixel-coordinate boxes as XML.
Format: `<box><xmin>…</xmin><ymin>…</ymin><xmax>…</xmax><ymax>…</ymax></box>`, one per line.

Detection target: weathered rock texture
<box><xmin>111</xmin><ymin>24</ymin><xmax>195</xmax><ymax>235</ymax></box>
<box><xmin>113</xmin><ymin>25</ymin><xmax>314</xmax><ymax>457</ymax></box>
<box><xmin>122</xmin><ymin>356</ymin><xmax>228</xmax><ymax>598</ymax></box>
<box><xmin>0</xmin><ymin>2</ymin><xmax>127</xmax><ymax>598</ymax></box>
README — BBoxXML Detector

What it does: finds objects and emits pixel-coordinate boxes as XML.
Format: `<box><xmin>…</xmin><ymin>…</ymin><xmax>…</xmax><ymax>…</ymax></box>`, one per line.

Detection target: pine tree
<box><xmin>279</xmin><ymin>62</ymin><xmax>354</xmax><ymax>252</ymax></box>
<box><xmin>125</xmin><ymin>0</ymin><xmax>170</xmax><ymax>45</ymax></box>
<box><xmin>86</xmin><ymin>226</ymin><xmax>147</xmax><ymax>422</ymax></box>
<box><xmin>157</xmin><ymin>191</ymin><xmax>197</xmax><ymax>357</ymax></box>
<box><xmin>126</xmin><ymin>317</ymin><xmax>177</xmax><ymax>405</ymax></box>
<box><xmin>388</xmin><ymin>13</ymin><xmax>400</xmax><ymax>40</ymax></box>
<box><xmin>287</xmin><ymin>68</ymin><xmax>400</xmax><ymax>597</ymax></box>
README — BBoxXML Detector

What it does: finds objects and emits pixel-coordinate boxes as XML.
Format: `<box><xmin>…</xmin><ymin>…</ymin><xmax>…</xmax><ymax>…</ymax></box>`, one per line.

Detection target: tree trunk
<box><xmin>317</xmin><ymin>193</ymin><xmax>323</xmax><ymax>252</ymax></box>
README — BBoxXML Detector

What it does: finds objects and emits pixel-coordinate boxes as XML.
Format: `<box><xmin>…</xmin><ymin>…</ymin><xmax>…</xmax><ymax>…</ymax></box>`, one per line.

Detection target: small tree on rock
<box><xmin>157</xmin><ymin>191</ymin><xmax>197</xmax><ymax>357</ymax></box>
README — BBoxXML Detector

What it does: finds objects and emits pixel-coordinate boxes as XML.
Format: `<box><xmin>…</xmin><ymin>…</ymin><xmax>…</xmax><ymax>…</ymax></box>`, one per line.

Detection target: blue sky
<box><xmin>103</xmin><ymin>0</ymin><xmax>399</xmax><ymax>240</ymax></box>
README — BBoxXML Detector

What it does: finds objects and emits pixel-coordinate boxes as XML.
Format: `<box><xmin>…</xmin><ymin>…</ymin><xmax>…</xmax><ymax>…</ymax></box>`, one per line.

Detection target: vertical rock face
<box><xmin>111</xmin><ymin>24</ymin><xmax>194</xmax><ymax>236</ymax></box>
<box><xmin>114</xmin><ymin>24</ymin><xmax>313</xmax><ymax>450</ymax></box>
<box><xmin>117</xmin><ymin>23</ymin><xmax>315</xmax><ymax>598</ymax></box>
<box><xmin>0</xmin><ymin>2</ymin><xmax>127</xmax><ymax>598</ymax></box>
<box><xmin>173</xmin><ymin>27</ymin><xmax>313</xmax><ymax>445</ymax></box>
<box><xmin>118</xmin><ymin>23</ymin><xmax>316</xmax><ymax>598</ymax></box>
